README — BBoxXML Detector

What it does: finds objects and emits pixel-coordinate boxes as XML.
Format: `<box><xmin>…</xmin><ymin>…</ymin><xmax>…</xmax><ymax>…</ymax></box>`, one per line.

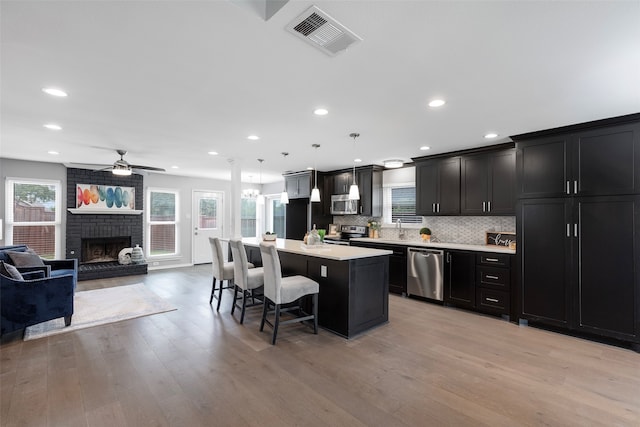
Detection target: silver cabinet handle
<box><xmin>437</xmin><ymin>203</ymin><xmax>440</xmax><ymax>213</ymax></box>
<box><xmin>486</xmin><ymin>297</ymin><xmax>499</xmax><ymax>303</ymax></box>
<box><xmin>567</xmin><ymin>224</ymin><xmax>571</xmax><ymax>237</ymax></box>
<box><xmin>574</xmin><ymin>223</ymin><xmax>578</xmax><ymax>238</ymax></box>
<box><xmin>486</xmin><ymin>275</ymin><xmax>499</xmax><ymax>280</ymax></box>
<box><xmin>432</xmin><ymin>203</ymin><xmax>436</xmax><ymax>213</ymax></box>
<box><xmin>566</xmin><ymin>181</ymin><xmax>571</xmax><ymax>194</ymax></box>
<box><xmin>482</xmin><ymin>202</ymin><xmax>486</xmax><ymax>212</ymax></box>
<box><xmin>360</xmin><ymin>206</ymin><xmax>363</xmax><ymax>214</ymax></box>
<box><xmin>488</xmin><ymin>201</ymin><xmax>491</xmax><ymax>212</ymax></box>
<box><xmin>574</xmin><ymin>180</ymin><xmax>578</xmax><ymax>194</ymax></box>
<box><xmin>486</xmin><ymin>258</ymin><xmax>499</xmax><ymax>262</ymax></box>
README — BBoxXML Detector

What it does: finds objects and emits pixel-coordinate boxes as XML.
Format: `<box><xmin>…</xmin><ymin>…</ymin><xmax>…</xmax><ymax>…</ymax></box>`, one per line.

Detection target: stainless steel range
<box><xmin>323</xmin><ymin>225</ymin><xmax>368</xmax><ymax>246</ymax></box>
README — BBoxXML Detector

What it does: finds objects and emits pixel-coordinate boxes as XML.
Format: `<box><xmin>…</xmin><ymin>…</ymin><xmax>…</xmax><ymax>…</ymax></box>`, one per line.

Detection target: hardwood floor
<box><xmin>1</xmin><ymin>265</ymin><xmax>639</xmax><ymax>426</ymax></box>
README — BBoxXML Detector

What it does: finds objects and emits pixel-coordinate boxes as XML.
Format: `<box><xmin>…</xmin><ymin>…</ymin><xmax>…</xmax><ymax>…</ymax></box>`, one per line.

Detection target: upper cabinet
<box><xmin>461</xmin><ymin>149</ymin><xmax>516</xmax><ymax>215</ymax></box>
<box><xmin>415</xmin><ymin>157</ymin><xmax>460</xmax><ymax>215</ymax></box>
<box><xmin>356</xmin><ymin>166</ymin><xmax>382</xmax><ymax>217</ymax></box>
<box><xmin>514</xmin><ymin>119</ymin><xmax>640</xmax><ymax>198</ymax></box>
<box><xmin>285</xmin><ymin>172</ymin><xmax>311</xmax><ymax>199</ymax></box>
<box><xmin>332</xmin><ymin>171</ymin><xmax>352</xmax><ymax>195</ymax></box>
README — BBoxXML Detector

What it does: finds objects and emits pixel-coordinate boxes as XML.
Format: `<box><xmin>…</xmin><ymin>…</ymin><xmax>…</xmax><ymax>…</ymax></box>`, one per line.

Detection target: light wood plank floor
<box><xmin>1</xmin><ymin>265</ymin><xmax>639</xmax><ymax>426</ymax></box>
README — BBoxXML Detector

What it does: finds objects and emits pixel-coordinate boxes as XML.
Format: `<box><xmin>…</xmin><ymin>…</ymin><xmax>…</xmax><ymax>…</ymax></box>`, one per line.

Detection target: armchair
<box><xmin>0</xmin><ymin>245</ymin><xmax>77</xmax><ymax>287</ymax></box>
<box><xmin>1</xmin><ymin>271</ymin><xmax>75</xmax><ymax>336</ymax></box>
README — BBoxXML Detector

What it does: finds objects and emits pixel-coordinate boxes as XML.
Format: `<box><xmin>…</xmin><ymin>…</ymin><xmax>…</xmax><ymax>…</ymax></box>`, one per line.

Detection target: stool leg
<box><xmin>313</xmin><ymin>293</ymin><xmax>318</xmax><ymax>334</ymax></box>
<box><xmin>272</xmin><ymin>304</ymin><xmax>280</xmax><ymax>345</ymax></box>
<box><xmin>260</xmin><ymin>299</ymin><xmax>268</xmax><ymax>332</ymax></box>
<box><xmin>210</xmin><ymin>277</ymin><xmax>217</xmax><ymax>305</ymax></box>
<box><xmin>231</xmin><ymin>285</ymin><xmax>238</xmax><ymax>315</ymax></box>
<box><xmin>216</xmin><ymin>279</ymin><xmax>224</xmax><ymax>312</ymax></box>
<box><xmin>240</xmin><ymin>289</ymin><xmax>247</xmax><ymax>324</ymax></box>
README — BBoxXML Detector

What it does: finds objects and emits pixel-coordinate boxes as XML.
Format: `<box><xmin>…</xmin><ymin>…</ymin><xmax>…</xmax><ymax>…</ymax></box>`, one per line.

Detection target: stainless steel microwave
<box><xmin>330</xmin><ymin>194</ymin><xmax>358</xmax><ymax>215</ymax></box>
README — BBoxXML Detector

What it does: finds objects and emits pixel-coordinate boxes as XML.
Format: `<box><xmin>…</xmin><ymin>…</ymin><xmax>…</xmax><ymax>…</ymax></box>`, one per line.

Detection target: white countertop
<box><xmin>350</xmin><ymin>238</ymin><xmax>516</xmax><ymax>254</ymax></box>
<box><xmin>241</xmin><ymin>238</ymin><xmax>392</xmax><ymax>261</ymax></box>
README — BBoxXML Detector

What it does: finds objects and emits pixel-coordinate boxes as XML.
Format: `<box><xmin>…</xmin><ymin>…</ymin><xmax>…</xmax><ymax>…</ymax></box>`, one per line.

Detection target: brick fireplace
<box><xmin>66</xmin><ymin>168</ymin><xmax>147</xmax><ymax>281</ymax></box>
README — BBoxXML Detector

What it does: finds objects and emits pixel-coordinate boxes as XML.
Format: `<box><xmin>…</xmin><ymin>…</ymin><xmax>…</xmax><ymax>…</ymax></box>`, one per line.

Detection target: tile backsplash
<box><xmin>333</xmin><ymin>215</ymin><xmax>515</xmax><ymax>245</ymax></box>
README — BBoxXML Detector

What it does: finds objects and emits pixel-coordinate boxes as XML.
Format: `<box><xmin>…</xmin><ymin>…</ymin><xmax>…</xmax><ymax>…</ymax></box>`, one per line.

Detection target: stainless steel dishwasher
<box><xmin>407</xmin><ymin>247</ymin><xmax>444</xmax><ymax>301</ymax></box>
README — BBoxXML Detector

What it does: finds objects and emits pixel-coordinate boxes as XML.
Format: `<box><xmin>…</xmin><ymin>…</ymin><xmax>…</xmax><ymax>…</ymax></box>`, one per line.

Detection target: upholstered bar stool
<box><xmin>229</xmin><ymin>239</ymin><xmax>264</xmax><ymax>324</ymax></box>
<box><xmin>259</xmin><ymin>242</ymin><xmax>319</xmax><ymax>344</ymax></box>
<box><xmin>209</xmin><ymin>237</ymin><xmax>253</xmax><ymax>311</ymax></box>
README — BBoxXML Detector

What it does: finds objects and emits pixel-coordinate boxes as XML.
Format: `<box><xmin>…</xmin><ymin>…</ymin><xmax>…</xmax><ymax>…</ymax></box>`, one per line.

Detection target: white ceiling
<box><xmin>1</xmin><ymin>0</ymin><xmax>639</xmax><ymax>184</ymax></box>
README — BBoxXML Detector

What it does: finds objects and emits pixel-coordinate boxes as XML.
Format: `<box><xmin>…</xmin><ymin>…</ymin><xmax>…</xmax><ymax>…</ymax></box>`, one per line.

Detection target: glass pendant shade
<box><xmin>348</xmin><ymin>183</ymin><xmax>360</xmax><ymax>200</ymax></box>
<box><xmin>310</xmin><ymin>187</ymin><xmax>321</xmax><ymax>202</ymax></box>
<box><xmin>280</xmin><ymin>189</ymin><xmax>289</xmax><ymax>204</ymax></box>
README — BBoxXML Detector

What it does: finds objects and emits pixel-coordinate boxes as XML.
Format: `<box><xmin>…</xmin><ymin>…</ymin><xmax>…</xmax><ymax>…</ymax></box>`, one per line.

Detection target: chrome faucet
<box><xmin>396</xmin><ymin>219</ymin><xmax>406</xmax><ymax>240</ymax></box>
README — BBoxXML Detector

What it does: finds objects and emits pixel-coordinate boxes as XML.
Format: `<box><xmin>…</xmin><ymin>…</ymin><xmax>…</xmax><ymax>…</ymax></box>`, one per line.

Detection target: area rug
<box><xmin>23</xmin><ymin>283</ymin><xmax>176</xmax><ymax>341</ymax></box>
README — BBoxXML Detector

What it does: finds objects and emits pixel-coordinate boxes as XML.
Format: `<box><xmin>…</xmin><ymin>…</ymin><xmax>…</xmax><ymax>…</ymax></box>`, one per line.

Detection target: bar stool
<box><xmin>229</xmin><ymin>239</ymin><xmax>264</xmax><ymax>324</ymax></box>
<box><xmin>209</xmin><ymin>237</ymin><xmax>253</xmax><ymax>311</ymax></box>
<box><xmin>259</xmin><ymin>242</ymin><xmax>319</xmax><ymax>344</ymax></box>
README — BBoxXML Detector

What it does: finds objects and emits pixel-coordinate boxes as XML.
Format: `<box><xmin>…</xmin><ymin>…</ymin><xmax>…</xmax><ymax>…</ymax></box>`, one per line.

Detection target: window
<box><xmin>266</xmin><ymin>196</ymin><xmax>286</xmax><ymax>236</ymax></box>
<box><xmin>389</xmin><ymin>186</ymin><xmax>421</xmax><ymax>224</ymax></box>
<box><xmin>241</xmin><ymin>197</ymin><xmax>257</xmax><ymax>237</ymax></box>
<box><xmin>5</xmin><ymin>178</ymin><xmax>62</xmax><ymax>259</ymax></box>
<box><xmin>382</xmin><ymin>166</ymin><xmax>421</xmax><ymax>226</ymax></box>
<box><xmin>147</xmin><ymin>189</ymin><xmax>178</xmax><ymax>257</ymax></box>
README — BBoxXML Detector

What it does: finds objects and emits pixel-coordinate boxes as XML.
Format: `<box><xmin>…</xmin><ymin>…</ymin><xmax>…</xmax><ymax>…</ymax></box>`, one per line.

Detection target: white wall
<box><xmin>0</xmin><ymin>158</ymin><xmax>240</xmax><ymax>269</ymax></box>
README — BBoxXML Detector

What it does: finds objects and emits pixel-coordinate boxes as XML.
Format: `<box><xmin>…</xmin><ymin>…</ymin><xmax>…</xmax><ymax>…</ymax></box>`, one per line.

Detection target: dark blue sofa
<box><xmin>0</xmin><ymin>245</ymin><xmax>77</xmax><ymax>336</ymax></box>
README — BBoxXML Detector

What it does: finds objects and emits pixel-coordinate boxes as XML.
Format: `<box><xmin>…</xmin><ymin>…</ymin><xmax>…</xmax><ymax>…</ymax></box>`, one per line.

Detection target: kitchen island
<box><xmin>240</xmin><ymin>238</ymin><xmax>392</xmax><ymax>338</ymax></box>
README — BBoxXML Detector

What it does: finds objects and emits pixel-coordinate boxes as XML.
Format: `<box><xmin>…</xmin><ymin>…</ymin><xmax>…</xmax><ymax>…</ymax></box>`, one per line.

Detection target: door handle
<box><xmin>488</xmin><ymin>201</ymin><xmax>491</xmax><ymax>212</ymax></box>
<box><xmin>566</xmin><ymin>181</ymin><xmax>571</xmax><ymax>195</ymax></box>
<box><xmin>567</xmin><ymin>224</ymin><xmax>571</xmax><ymax>237</ymax></box>
<box><xmin>432</xmin><ymin>203</ymin><xmax>436</xmax><ymax>213</ymax></box>
<box><xmin>482</xmin><ymin>202</ymin><xmax>486</xmax><ymax>212</ymax></box>
<box><xmin>437</xmin><ymin>203</ymin><xmax>440</xmax><ymax>213</ymax></box>
<box><xmin>574</xmin><ymin>223</ymin><xmax>578</xmax><ymax>238</ymax></box>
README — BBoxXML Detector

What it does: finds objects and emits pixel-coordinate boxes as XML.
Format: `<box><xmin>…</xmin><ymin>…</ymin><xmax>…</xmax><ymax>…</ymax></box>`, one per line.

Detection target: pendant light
<box><xmin>348</xmin><ymin>133</ymin><xmax>360</xmax><ymax>200</ymax></box>
<box><xmin>310</xmin><ymin>144</ymin><xmax>321</xmax><ymax>203</ymax></box>
<box><xmin>256</xmin><ymin>158</ymin><xmax>265</xmax><ymax>205</ymax></box>
<box><xmin>280</xmin><ymin>152</ymin><xmax>289</xmax><ymax>204</ymax></box>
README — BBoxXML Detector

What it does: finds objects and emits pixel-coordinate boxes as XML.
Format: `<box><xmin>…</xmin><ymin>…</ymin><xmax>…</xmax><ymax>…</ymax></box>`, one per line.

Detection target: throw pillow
<box><xmin>6</xmin><ymin>250</ymin><xmax>45</xmax><ymax>267</ymax></box>
<box><xmin>0</xmin><ymin>261</ymin><xmax>24</xmax><ymax>281</ymax></box>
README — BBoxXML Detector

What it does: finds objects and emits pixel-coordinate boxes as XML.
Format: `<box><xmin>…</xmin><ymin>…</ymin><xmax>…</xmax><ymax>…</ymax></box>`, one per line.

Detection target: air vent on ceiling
<box><xmin>286</xmin><ymin>5</ymin><xmax>362</xmax><ymax>56</ymax></box>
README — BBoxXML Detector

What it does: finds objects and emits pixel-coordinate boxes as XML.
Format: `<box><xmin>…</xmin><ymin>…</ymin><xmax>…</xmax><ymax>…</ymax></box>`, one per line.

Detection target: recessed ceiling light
<box><xmin>171</xmin><ymin>166</ymin><xmax>179</xmax><ymax>169</ymax></box>
<box><xmin>420</xmin><ymin>146</ymin><xmax>431</xmax><ymax>151</ymax></box>
<box><xmin>354</xmin><ymin>158</ymin><xmax>362</xmax><ymax>163</ymax></box>
<box><xmin>384</xmin><ymin>160</ymin><xmax>404</xmax><ymax>169</ymax></box>
<box><xmin>208</xmin><ymin>151</ymin><xmax>219</xmax><ymax>155</ymax></box>
<box><xmin>484</xmin><ymin>133</ymin><xmax>498</xmax><ymax>139</ymax></box>
<box><xmin>428</xmin><ymin>99</ymin><xmax>445</xmax><ymax>108</ymax></box>
<box><xmin>313</xmin><ymin>108</ymin><xmax>328</xmax><ymax>116</ymax></box>
<box><xmin>43</xmin><ymin>123</ymin><xmax>62</xmax><ymax>130</ymax></box>
<box><xmin>247</xmin><ymin>135</ymin><xmax>260</xmax><ymax>141</ymax></box>
<box><xmin>42</xmin><ymin>87</ymin><xmax>68</xmax><ymax>97</ymax></box>
<box><xmin>48</xmin><ymin>151</ymin><xmax>59</xmax><ymax>155</ymax></box>
<box><xmin>306</xmin><ymin>166</ymin><xmax>313</xmax><ymax>170</ymax></box>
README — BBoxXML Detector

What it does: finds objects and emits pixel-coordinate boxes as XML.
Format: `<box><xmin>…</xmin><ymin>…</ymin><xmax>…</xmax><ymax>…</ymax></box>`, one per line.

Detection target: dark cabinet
<box><xmin>461</xmin><ymin>149</ymin><xmax>516</xmax><ymax>215</ymax></box>
<box><xmin>517</xmin><ymin>196</ymin><xmax>640</xmax><ymax>342</ymax></box>
<box><xmin>285</xmin><ymin>172</ymin><xmax>311</xmax><ymax>199</ymax></box>
<box><xmin>332</xmin><ymin>172</ymin><xmax>352</xmax><ymax>195</ymax></box>
<box><xmin>356</xmin><ymin>166</ymin><xmax>382</xmax><ymax>217</ymax></box>
<box><xmin>416</xmin><ymin>157</ymin><xmax>460</xmax><ymax>215</ymax></box>
<box><xmin>351</xmin><ymin>241</ymin><xmax>406</xmax><ymax>295</ymax></box>
<box><xmin>444</xmin><ymin>250</ymin><xmax>476</xmax><ymax>308</ymax></box>
<box><xmin>515</xmin><ymin>121</ymin><xmax>640</xmax><ymax>199</ymax></box>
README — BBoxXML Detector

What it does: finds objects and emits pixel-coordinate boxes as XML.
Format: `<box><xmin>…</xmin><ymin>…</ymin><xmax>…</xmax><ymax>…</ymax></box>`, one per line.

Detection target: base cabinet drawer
<box><xmin>477</xmin><ymin>266</ymin><xmax>510</xmax><ymax>290</ymax></box>
<box><xmin>477</xmin><ymin>288</ymin><xmax>509</xmax><ymax>315</ymax></box>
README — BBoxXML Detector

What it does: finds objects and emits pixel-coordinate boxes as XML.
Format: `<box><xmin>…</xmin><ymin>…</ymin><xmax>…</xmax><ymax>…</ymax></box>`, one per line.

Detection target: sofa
<box><xmin>0</xmin><ymin>245</ymin><xmax>77</xmax><ymax>336</ymax></box>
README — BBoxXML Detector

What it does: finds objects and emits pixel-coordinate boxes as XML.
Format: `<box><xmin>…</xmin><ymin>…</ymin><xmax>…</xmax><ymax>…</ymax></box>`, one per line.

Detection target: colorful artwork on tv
<box><xmin>76</xmin><ymin>184</ymin><xmax>135</xmax><ymax>210</ymax></box>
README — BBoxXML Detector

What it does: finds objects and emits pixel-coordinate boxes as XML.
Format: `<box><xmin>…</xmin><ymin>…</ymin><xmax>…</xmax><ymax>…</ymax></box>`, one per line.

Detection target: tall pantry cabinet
<box><xmin>513</xmin><ymin>114</ymin><xmax>640</xmax><ymax>347</ymax></box>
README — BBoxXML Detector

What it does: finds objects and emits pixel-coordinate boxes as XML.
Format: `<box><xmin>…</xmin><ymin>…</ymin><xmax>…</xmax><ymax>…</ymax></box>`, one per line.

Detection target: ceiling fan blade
<box><xmin>68</xmin><ymin>162</ymin><xmax>112</xmax><ymax>168</ymax></box>
<box><xmin>130</xmin><ymin>164</ymin><xmax>166</xmax><ymax>172</ymax></box>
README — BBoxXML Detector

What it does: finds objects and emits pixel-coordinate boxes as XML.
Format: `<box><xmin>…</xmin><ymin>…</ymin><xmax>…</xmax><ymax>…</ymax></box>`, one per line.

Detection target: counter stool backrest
<box><xmin>229</xmin><ymin>239</ymin><xmax>249</xmax><ymax>290</ymax></box>
<box><xmin>209</xmin><ymin>237</ymin><xmax>228</xmax><ymax>281</ymax></box>
<box><xmin>259</xmin><ymin>242</ymin><xmax>282</xmax><ymax>304</ymax></box>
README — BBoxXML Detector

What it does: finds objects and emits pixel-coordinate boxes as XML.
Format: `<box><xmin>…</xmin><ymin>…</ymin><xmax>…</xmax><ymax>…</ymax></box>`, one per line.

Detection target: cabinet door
<box><xmin>333</xmin><ymin>172</ymin><xmax>351</xmax><ymax>195</ymax></box>
<box><xmin>437</xmin><ymin>157</ymin><xmax>461</xmax><ymax>215</ymax></box>
<box><xmin>575</xmin><ymin>196</ymin><xmax>639</xmax><ymax>340</ymax></box>
<box><xmin>573</xmin><ymin>122</ymin><xmax>640</xmax><ymax>196</ymax></box>
<box><xmin>445</xmin><ymin>250</ymin><xmax>476</xmax><ymax>308</ymax></box>
<box><xmin>416</xmin><ymin>160</ymin><xmax>438</xmax><ymax>215</ymax></box>
<box><xmin>296</xmin><ymin>173</ymin><xmax>311</xmax><ymax>199</ymax></box>
<box><xmin>461</xmin><ymin>154</ymin><xmax>488</xmax><ymax>215</ymax></box>
<box><xmin>488</xmin><ymin>150</ymin><xmax>516</xmax><ymax>214</ymax></box>
<box><xmin>516</xmin><ymin>136</ymin><xmax>570</xmax><ymax>198</ymax></box>
<box><xmin>518</xmin><ymin>198</ymin><xmax>572</xmax><ymax>327</ymax></box>
<box><xmin>285</xmin><ymin>175</ymin><xmax>299</xmax><ymax>198</ymax></box>
<box><xmin>356</xmin><ymin>168</ymin><xmax>372</xmax><ymax>215</ymax></box>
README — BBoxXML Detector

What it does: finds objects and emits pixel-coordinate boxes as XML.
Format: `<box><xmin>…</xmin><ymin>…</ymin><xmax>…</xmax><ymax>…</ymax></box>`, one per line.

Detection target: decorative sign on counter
<box><xmin>486</xmin><ymin>231</ymin><xmax>516</xmax><ymax>248</ymax></box>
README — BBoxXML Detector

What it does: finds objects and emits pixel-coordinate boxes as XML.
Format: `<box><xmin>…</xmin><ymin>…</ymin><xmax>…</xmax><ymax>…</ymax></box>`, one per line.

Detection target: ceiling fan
<box><xmin>74</xmin><ymin>149</ymin><xmax>165</xmax><ymax>175</ymax></box>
